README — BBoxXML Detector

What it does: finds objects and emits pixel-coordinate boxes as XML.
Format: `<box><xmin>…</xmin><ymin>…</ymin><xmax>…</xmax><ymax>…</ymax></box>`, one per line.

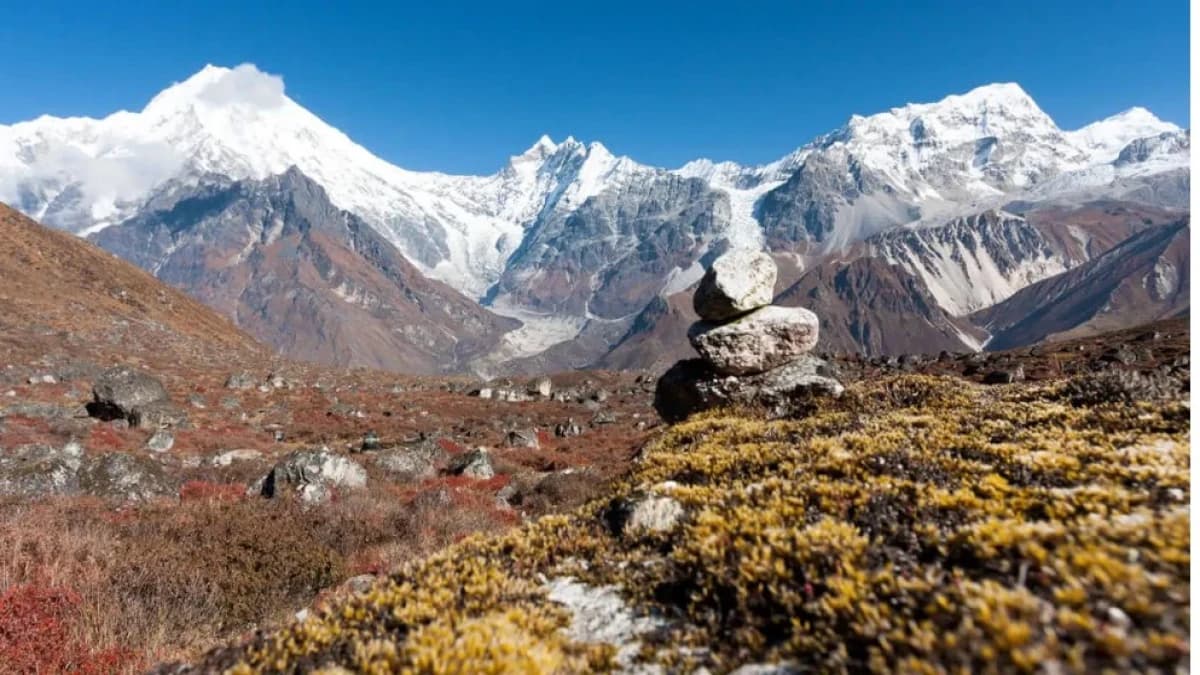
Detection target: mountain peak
<box><xmin>1067</xmin><ymin>104</ymin><xmax>1181</xmax><ymax>161</ymax></box>
<box><xmin>143</xmin><ymin>63</ymin><xmax>288</xmax><ymax>115</ymax></box>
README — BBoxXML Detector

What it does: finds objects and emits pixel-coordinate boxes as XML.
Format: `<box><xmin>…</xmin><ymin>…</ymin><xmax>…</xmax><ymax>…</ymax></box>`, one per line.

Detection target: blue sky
<box><xmin>0</xmin><ymin>0</ymin><xmax>1189</xmax><ymax>174</ymax></box>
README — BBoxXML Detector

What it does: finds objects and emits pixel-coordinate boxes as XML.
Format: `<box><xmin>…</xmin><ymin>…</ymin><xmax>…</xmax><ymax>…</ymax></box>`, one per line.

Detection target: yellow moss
<box><xmin>212</xmin><ymin>374</ymin><xmax>1188</xmax><ymax>673</ymax></box>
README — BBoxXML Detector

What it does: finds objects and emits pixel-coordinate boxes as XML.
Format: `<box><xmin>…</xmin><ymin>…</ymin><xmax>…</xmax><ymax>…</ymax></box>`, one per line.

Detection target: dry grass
<box><xmin>0</xmin><ymin>476</ymin><xmax>525</xmax><ymax>671</ymax></box>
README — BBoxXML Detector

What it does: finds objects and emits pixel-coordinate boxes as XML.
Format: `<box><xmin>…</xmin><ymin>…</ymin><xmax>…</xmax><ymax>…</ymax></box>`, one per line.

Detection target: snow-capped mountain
<box><xmin>0</xmin><ymin>64</ymin><xmax>1189</xmax><ymax>370</ymax></box>
<box><xmin>0</xmin><ymin>65</ymin><xmax>655</xmax><ymax>299</ymax></box>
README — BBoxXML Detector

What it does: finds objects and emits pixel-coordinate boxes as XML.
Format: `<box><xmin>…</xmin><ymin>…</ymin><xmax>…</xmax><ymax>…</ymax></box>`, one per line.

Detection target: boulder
<box><xmin>0</xmin><ymin>442</ymin><xmax>84</xmax><ymax>498</ymax></box>
<box><xmin>259</xmin><ymin>448</ymin><xmax>367</xmax><ymax>503</ymax></box>
<box><xmin>555</xmin><ymin>419</ymin><xmax>583</xmax><ymax>438</ymax></box>
<box><xmin>692</xmin><ymin>249</ymin><xmax>777</xmax><ymax>321</ymax></box>
<box><xmin>89</xmin><ymin>366</ymin><xmax>169</xmax><ymax>426</ymax></box>
<box><xmin>603</xmin><ymin>493</ymin><xmax>685</xmax><ymax>536</ymax></box>
<box><xmin>983</xmin><ymin>365</ymin><xmax>1025</xmax><ymax>385</ymax></box>
<box><xmin>360</xmin><ymin>430</ymin><xmax>381</xmax><ymax>452</ymax></box>
<box><xmin>129</xmin><ymin>402</ymin><xmax>188</xmax><ymax>429</ymax></box>
<box><xmin>505</xmin><ymin>429</ymin><xmax>540</xmax><ymax>449</ymax></box>
<box><xmin>208</xmin><ymin>449</ymin><xmax>264</xmax><ymax>467</ymax></box>
<box><xmin>529</xmin><ymin>377</ymin><xmax>553</xmax><ymax>398</ymax></box>
<box><xmin>446</xmin><ymin>448</ymin><xmax>495</xmax><ymax>479</ymax></box>
<box><xmin>654</xmin><ymin>355</ymin><xmax>843</xmax><ymax>423</ymax></box>
<box><xmin>78</xmin><ymin>452</ymin><xmax>175</xmax><ymax>501</ymax></box>
<box><xmin>224</xmin><ymin>371</ymin><xmax>257</xmax><ymax>390</ymax></box>
<box><xmin>145</xmin><ymin>429</ymin><xmax>175</xmax><ymax>452</ymax></box>
<box><xmin>373</xmin><ymin>439</ymin><xmax>447</xmax><ymax>482</ymax></box>
<box><xmin>688</xmin><ymin>305</ymin><xmax>819</xmax><ymax>375</ymax></box>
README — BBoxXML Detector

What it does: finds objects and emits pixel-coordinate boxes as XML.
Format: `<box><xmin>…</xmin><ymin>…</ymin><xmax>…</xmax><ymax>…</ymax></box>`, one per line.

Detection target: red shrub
<box><xmin>0</xmin><ymin>583</ymin><xmax>140</xmax><ymax>674</ymax></box>
<box><xmin>179</xmin><ymin>480</ymin><xmax>246</xmax><ymax>504</ymax></box>
<box><xmin>85</xmin><ymin>424</ymin><xmax>129</xmax><ymax>452</ymax></box>
<box><xmin>437</xmin><ymin>438</ymin><xmax>466</xmax><ymax>454</ymax></box>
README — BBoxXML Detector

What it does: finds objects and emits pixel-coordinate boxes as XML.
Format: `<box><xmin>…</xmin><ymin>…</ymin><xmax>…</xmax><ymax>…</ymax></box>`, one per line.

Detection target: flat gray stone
<box><xmin>654</xmin><ymin>354</ymin><xmax>843</xmax><ymax>423</ymax></box>
<box><xmin>689</xmin><ymin>305</ymin><xmax>819</xmax><ymax>375</ymax></box>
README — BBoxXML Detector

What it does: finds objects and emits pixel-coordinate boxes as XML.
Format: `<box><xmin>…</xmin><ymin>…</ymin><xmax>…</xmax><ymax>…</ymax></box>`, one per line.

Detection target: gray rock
<box><xmin>688</xmin><ymin>305</ymin><xmax>819</xmax><ymax>375</ymax></box>
<box><xmin>654</xmin><ymin>355</ymin><xmax>844</xmax><ymax>423</ymax></box>
<box><xmin>692</xmin><ymin>249</ymin><xmax>777</xmax><ymax>321</ymax></box>
<box><xmin>341</xmin><ymin>574</ymin><xmax>378</xmax><ymax>594</ymax></box>
<box><xmin>208</xmin><ymin>449</ymin><xmax>263</xmax><ymax>467</ymax></box>
<box><xmin>555</xmin><ymin>419</ymin><xmax>583</xmax><ymax>438</ymax></box>
<box><xmin>446</xmin><ymin>448</ymin><xmax>495</xmax><ymax>479</ymax></box>
<box><xmin>259</xmin><ymin>448</ymin><xmax>367</xmax><ymax>503</ymax></box>
<box><xmin>360</xmin><ymin>430</ymin><xmax>381</xmax><ymax>452</ymax></box>
<box><xmin>0</xmin><ymin>442</ymin><xmax>84</xmax><ymax>497</ymax></box>
<box><xmin>983</xmin><ymin>365</ymin><xmax>1025</xmax><ymax>385</ymax></box>
<box><xmin>78</xmin><ymin>452</ymin><xmax>174</xmax><ymax>501</ymax></box>
<box><xmin>604</xmin><ymin>494</ymin><xmax>684</xmax><ymax>536</ymax></box>
<box><xmin>590</xmin><ymin>410</ymin><xmax>616</xmax><ymax>427</ymax></box>
<box><xmin>129</xmin><ymin>402</ymin><xmax>188</xmax><ymax>429</ymax></box>
<box><xmin>224</xmin><ymin>371</ymin><xmax>257</xmax><ymax>390</ymax></box>
<box><xmin>529</xmin><ymin>377</ymin><xmax>553</xmax><ymax>398</ymax></box>
<box><xmin>146</xmin><ymin>429</ymin><xmax>175</xmax><ymax>452</ymax></box>
<box><xmin>505</xmin><ymin>429</ymin><xmax>540</xmax><ymax>449</ymax></box>
<box><xmin>89</xmin><ymin>366</ymin><xmax>169</xmax><ymax>426</ymax></box>
<box><xmin>374</xmin><ymin>439</ymin><xmax>446</xmax><ymax>482</ymax></box>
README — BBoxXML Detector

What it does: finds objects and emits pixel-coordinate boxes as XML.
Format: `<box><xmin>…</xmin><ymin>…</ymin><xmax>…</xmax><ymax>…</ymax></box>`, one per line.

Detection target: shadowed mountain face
<box><xmin>774</xmin><ymin>257</ymin><xmax>986</xmax><ymax>357</ymax></box>
<box><xmin>92</xmin><ymin>168</ymin><xmax>518</xmax><ymax>374</ymax></box>
<box><xmin>974</xmin><ymin>219</ymin><xmax>1190</xmax><ymax>350</ymax></box>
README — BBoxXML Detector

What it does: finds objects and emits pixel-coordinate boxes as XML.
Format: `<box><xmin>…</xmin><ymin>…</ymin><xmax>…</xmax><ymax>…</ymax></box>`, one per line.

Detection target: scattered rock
<box><xmin>146</xmin><ymin>429</ymin><xmax>175</xmax><ymax>453</ymax></box>
<box><xmin>259</xmin><ymin>449</ymin><xmax>367</xmax><ymax>503</ymax></box>
<box><xmin>983</xmin><ymin>365</ymin><xmax>1025</xmax><ymax>385</ymax></box>
<box><xmin>88</xmin><ymin>366</ymin><xmax>170</xmax><ymax>426</ymax></box>
<box><xmin>0</xmin><ymin>442</ymin><xmax>83</xmax><ymax>497</ymax></box>
<box><xmin>446</xmin><ymin>448</ymin><xmax>495</xmax><ymax>479</ymax></box>
<box><xmin>78</xmin><ymin>452</ymin><xmax>175</xmax><ymax>501</ymax></box>
<box><xmin>529</xmin><ymin>377</ymin><xmax>553</xmax><ymax>398</ymax></box>
<box><xmin>208</xmin><ymin>449</ymin><xmax>264</xmax><ymax>467</ymax></box>
<box><xmin>224</xmin><ymin>372</ymin><xmax>257</xmax><ymax>390</ymax></box>
<box><xmin>27</xmin><ymin>374</ymin><xmax>57</xmax><ymax>385</ymax></box>
<box><xmin>505</xmin><ymin>429</ymin><xmax>540</xmax><ymax>449</ymax></box>
<box><xmin>373</xmin><ymin>439</ymin><xmax>446</xmax><ymax>482</ymax></box>
<box><xmin>655</xmin><ymin>355</ymin><xmax>844</xmax><ymax>423</ymax></box>
<box><xmin>130</xmin><ymin>402</ymin><xmax>188</xmax><ymax>429</ymax></box>
<box><xmin>692</xmin><ymin>249</ymin><xmax>777</xmax><ymax>321</ymax></box>
<box><xmin>688</xmin><ymin>305</ymin><xmax>820</xmax><ymax>375</ymax></box>
<box><xmin>341</xmin><ymin>574</ymin><xmax>377</xmax><ymax>595</ymax></box>
<box><xmin>555</xmin><ymin>419</ymin><xmax>583</xmax><ymax>438</ymax></box>
<box><xmin>590</xmin><ymin>410</ymin><xmax>616</xmax><ymax>427</ymax></box>
<box><xmin>360</xmin><ymin>430</ymin><xmax>381</xmax><ymax>452</ymax></box>
<box><xmin>469</xmin><ymin>387</ymin><xmax>493</xmax><ymax>399</ymax></box>
<box><xmin>544</xmin><ymin>577</ymin><xmax>666</xmax><ymax>668</ymax></box>
<box><xmin>604</xmin><ymin>493</ymin><xmax>685</xmax><ymax>536</ymax></box>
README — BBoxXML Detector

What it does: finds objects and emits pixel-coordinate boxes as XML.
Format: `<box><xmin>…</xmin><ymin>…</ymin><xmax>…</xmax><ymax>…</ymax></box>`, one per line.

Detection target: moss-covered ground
<box><xmin>199</xmin><ymin>373</ymin><xmax>1189</xmax><ymax>674</ymax></box>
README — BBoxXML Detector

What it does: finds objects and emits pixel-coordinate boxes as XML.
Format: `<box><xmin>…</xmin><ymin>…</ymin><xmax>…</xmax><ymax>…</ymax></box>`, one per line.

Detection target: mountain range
<box><xmin>0</xmin><ymin>64</ymin><xmax>1189</xmax><ymax>374</ymax></box>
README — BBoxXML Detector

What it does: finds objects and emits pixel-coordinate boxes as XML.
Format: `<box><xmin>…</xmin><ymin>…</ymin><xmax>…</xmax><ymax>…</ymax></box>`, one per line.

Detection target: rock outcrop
<box><xmin>656</xmin><ymin>250</ymin><xmax>842</xmax><ymax>422</ymax></box>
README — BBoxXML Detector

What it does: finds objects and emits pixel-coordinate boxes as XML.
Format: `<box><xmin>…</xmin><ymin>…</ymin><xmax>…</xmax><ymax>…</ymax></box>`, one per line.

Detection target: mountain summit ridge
<box><xmin>0</xmin><ymin>65</ymin><xmax>1188</xmax><ymax>371</ymax></box>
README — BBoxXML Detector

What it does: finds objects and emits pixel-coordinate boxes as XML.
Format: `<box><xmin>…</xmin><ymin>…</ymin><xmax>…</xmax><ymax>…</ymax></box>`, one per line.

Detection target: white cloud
<box><xmin>197</xmin><ymin>63</ymin><xmax>286</xmax><ymax>109</ymax></box>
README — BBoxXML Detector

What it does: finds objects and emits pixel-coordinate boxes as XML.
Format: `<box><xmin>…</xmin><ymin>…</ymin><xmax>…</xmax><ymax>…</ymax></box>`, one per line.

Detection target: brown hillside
<box><xmin>0</xmin><ymin>202</ymin><xmax>268</xmax><ymax>369</ymax></box>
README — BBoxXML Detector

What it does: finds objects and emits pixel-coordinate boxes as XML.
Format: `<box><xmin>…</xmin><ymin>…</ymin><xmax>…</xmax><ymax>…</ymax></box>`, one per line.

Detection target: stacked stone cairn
<box><xmin>654</xmin><ymin>249</ymin><xmax>843</xmax><ymax>422</ymax></box>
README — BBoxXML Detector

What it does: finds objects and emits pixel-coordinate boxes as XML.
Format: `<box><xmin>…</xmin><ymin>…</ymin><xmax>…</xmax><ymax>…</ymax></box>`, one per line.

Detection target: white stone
<box><xmin>689</xmin><ymin>305</ymin><xmax>819</xmax><ymax>375</ymax></box>
<box><xmin>545</xmin><ymin>577</ymin><xmax>666</xmax><ymax>669</ymax></box>
<box><xmin>692</xmin><ymin>249</ymin><xmax>777</xmax><ymax>321</ymax></box>
<box><xmin>626</xmin><ymin>495</ymin><xmax>684</xmax><ymax>534</ymax></box>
